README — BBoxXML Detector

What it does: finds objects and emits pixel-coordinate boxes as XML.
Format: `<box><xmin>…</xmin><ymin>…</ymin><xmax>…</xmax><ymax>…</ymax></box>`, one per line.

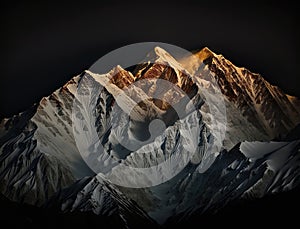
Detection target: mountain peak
<box><xmin>154</xmin><ymin>46</ymin><xmax>171</xmax><ymax>57</ymax></box>
<box><xmin>146</xmin><ymin>46</ymin><xmax>182</xmax><ymax>68</ymax></box>
<box><xmin>195</xmin><ymin>47</ymin><xmax>215</xmax><ymax>62</ymax></box>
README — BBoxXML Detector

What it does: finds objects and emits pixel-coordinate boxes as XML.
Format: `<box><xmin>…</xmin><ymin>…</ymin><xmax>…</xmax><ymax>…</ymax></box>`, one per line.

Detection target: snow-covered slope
<box><xmin>32</xmin><ymin>75</ymin><xmax>94</xmax><ymax>178</ymax></box>
<box><xmin>163</xmin><ymin>139</ymin><xmax>300</xmax><ymax>224</ymax></box>
<box><xmin>0</xmin><ymin>46</ymin><xmax>300</xmax><ymax>226</ymax></box>
<box><xmin>0</xmin><ymin>108</ymin><xmax>75</xmax><ymax>206</ymax></box>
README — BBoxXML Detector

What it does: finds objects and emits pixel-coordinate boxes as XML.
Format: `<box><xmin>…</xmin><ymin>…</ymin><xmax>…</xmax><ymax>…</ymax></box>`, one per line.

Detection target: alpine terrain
<box><xmin>1</xmin><ymin>46</ymin><xmax>300</xmax><ymax>228</ymax></box>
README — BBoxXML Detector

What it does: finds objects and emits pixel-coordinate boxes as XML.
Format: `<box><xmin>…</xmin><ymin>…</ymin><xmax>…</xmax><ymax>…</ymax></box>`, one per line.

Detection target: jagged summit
<box><xmin>150</xmin><ymin>46</ymin><xmax>176</xmax><ymax>61</ymax></box>
<box><xmin>195</xmin><ymin>47</ymin><xmax>215</xmax><ymax>62</ymax></box>
<box><xmin>143</xmin><ymin>46</ymin><xmax>192</xmax><ymax>79</ymax></box>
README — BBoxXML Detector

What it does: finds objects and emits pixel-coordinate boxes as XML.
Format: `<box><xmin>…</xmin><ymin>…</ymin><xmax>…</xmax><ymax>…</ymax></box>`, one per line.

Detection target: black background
<box><xmin>0</xmin><ymin>0</ymin><xmax>299</xmax><ymax>118</ymax></box>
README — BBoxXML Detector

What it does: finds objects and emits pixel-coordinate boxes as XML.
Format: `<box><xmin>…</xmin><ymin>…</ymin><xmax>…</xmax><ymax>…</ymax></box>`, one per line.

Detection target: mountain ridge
<box><xmin>192</xmin><ymin>47</ymin><xmax>300</xmax><ymax>138</ymax></box>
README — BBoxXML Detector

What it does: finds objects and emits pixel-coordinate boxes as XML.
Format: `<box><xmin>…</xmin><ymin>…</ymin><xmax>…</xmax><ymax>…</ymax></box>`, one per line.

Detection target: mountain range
<box><xmin>1</xmin><ymin>46</ymin><xmax>299</xmax><ymax>228</ymax></box>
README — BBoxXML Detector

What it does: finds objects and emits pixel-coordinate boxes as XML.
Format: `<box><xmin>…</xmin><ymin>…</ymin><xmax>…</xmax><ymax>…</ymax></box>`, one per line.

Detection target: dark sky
<box><xmin>0</xmin><ymin>1</ymin><xmax>299</xmax><ymax>118</ymax></box>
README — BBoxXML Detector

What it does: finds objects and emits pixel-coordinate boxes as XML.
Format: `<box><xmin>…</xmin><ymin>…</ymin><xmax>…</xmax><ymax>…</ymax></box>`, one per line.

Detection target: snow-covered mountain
<box><xmin>185</xmin><ymin>47</ymin><xmax>300</xmax><ymax>138</ymax></box>
<box><xmin>0</xmin><ymin>46</ymin><xmax>299</xmax><ymax>227</ymax></box>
